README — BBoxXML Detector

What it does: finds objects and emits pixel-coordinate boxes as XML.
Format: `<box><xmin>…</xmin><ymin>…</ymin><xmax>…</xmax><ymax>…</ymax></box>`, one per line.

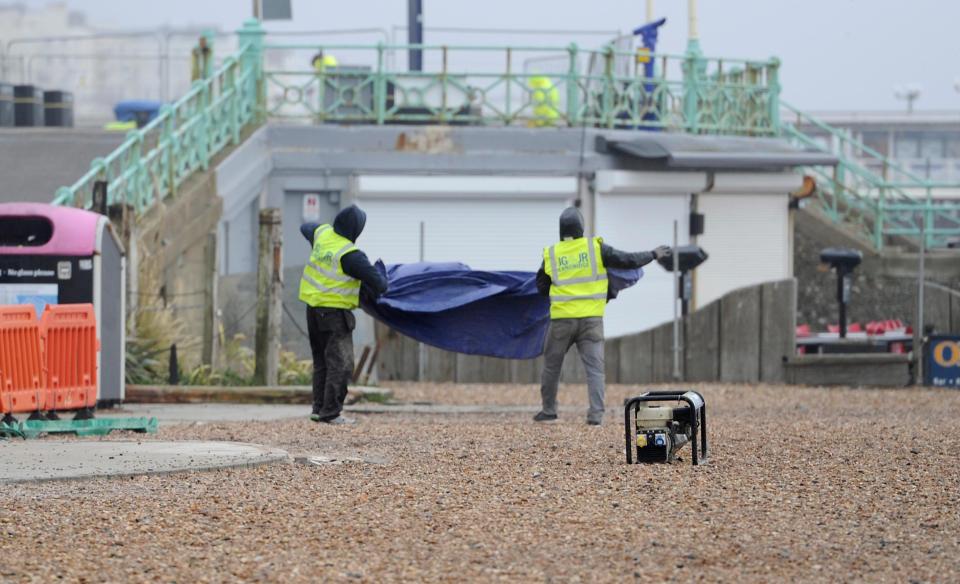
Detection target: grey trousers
<box><xmin>538</xmin><ymin>317</ymin><xmax>605</xmax><ymax>423</ymax></box>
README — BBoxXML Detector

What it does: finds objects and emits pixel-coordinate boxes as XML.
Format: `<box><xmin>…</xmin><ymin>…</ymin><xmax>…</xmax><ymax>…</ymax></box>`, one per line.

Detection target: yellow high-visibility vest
<box><xmin>299</xmin><ymin>225</ymin><xmax>361</xmax><ymax>309</ymax></box>
<box><xmin>543</xmin><ymin>237</ymin><xmax>608</xmax><ymax>319</ymax></box>
<box><xmin>529</xmin><ymin>76</ymin><xmax>560</xmax><ymax>127</ymax></box>
<box><xmin>313</xmin><ymin>54</ymin><xmax>339</xmax><ymax>72</ymax></box>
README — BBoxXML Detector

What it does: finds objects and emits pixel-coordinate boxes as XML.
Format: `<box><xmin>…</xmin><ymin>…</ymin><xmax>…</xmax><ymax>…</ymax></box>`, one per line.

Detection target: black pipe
<box><xmin>837</xmin><ymin>270</ymin><xmax>848</xmax><ymax>339</ymax></box>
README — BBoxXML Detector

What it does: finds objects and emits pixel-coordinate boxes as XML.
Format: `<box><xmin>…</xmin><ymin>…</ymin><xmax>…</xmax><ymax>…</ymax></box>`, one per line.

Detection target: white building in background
<box><xmin>0</xmin><ymin>3</ymin><xmax>224</xmax><ymax>123</ymax></box>
<box><xmin>799</xmin><ymin>111</ymin><xmax>960</xmax><ymax>194</ymax></box>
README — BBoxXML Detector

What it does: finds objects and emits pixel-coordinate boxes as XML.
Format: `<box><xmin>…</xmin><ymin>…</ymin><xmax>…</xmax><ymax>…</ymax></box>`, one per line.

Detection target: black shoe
<box><xmin>586</xmin><ymin>419</ymin><xmax>602</xmax><ymax>426</ymax></box>
<box><xmin>533</xmin><ymin>412</ymin><xmax>558</xmax><ymax>422</ymax></box>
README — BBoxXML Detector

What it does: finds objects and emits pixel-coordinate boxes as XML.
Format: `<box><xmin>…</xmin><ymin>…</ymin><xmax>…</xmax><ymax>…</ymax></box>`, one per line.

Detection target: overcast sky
<box><xmin>17</xmin><ymin>0</ymin><xmax>960</xmax><ymax>111</ymax></box>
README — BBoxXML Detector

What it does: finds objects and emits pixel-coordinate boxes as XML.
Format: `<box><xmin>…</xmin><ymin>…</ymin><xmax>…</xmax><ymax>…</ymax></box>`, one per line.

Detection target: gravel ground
<box><xmin>1</xmin><ymin>383</ymin><xmax>959</xmax><ymax>583</ymax></box>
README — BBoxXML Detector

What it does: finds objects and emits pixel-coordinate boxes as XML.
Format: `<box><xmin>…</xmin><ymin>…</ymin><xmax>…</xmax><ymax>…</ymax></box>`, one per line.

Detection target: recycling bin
<box><xmin>0</xmin><ymin>203</ymin><xmax>126</xmax><ymax>406</ymax></box>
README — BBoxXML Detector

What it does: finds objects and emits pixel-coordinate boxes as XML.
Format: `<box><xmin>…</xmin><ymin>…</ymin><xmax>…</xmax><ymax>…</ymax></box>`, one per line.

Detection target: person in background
<box><xmin>311</xmin><ymin>51</ymin><xmax>339</xmax><ymax>72</ymax></box>
<box><xmin>528</xmin><ymin>76</ymin><xmax>560</xmax><ymax>127</ymax></box>
<box><xmin>534</xmin><ymin>206</ymin><xmax>671</xmax><ymax>426</ymax></box>
<box><xmin>299</xmin><ymin>205</ymin><xmax>387</xmax><ymax>425</ymax></box>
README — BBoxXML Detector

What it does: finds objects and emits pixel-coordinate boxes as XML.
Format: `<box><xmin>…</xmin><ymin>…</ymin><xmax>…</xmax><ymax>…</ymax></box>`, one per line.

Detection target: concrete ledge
<box><xmin>784</xmin><ymin>354</ymin><xmax>912</xmax><ymax>387</ymax></box>
<box><xmin>125</xmin><ymin>385</ymin><xmax>392</xmax><ymax>405</ymax></box>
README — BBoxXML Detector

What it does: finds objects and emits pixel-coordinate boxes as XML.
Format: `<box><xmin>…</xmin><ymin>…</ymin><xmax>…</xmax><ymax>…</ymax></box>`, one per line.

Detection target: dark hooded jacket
<box><xmin>301</xmin><ymin>205</ymin><xmax>388</xmax><ymax>301</ymax></box>
<box><xmin>535</xmin><ymin>207</ymin><xmax>656</xmax><ymax>297</ymax></box>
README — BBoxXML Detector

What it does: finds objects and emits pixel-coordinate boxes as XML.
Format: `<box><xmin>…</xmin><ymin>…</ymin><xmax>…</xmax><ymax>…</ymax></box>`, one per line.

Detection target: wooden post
<box><xmin>255</xmin><ymin>208</ymin><xmax>282</xmax><ymax>385</ymax></box>
<box><xmin>202</xmin><ymin>231</ymin><xmax>220</xmax><ymax>367</ymax></box>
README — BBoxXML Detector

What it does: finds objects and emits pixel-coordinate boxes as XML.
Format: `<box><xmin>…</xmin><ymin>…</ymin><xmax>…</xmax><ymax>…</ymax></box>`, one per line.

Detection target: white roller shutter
<box><xmin>355</xmin><ymin>175</ymin><xmax>576</xmax><ymax>271</ymax></box>
<box><xmin>595</xmin><ymin>192</ymin><xmax>690</xmax><ymax>338</ymax></box>
<box><xmin>695</xmin><ymin>193</ymin><xmax>790</xmax><ymax>307</ymax></box>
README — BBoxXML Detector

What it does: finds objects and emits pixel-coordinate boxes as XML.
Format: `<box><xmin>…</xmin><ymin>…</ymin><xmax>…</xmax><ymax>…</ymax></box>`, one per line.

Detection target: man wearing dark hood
<box><xmin>299</xmin><ymin>205</ymin><xmax>387</xmax><ymax>424</ymax></box>
<box><xmin>534</xmin><ymin>206</ymin><xmax>670</xmax><ymax>425</ymax></box>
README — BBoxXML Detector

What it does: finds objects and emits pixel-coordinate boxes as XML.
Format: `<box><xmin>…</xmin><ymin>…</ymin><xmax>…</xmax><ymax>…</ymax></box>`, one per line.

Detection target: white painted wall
<box><xmin>595</xmin><ymin>171</ymin><xmax>699</xmax><ymax>337</ymax></box>
<box><xmin>355</xmin><ymin>175</ymin><xmax>578</xmax><ymax>271</ymax></box>
<box><xmin>694</xmin><ymin>172</ymin><xmax>801</xmax><ymax>307</ymax></box>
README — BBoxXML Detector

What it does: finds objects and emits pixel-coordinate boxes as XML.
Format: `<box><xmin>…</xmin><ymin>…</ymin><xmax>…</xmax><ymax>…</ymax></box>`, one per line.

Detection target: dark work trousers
<box><xmin>539</xmin><ymin>317</ymin><xmax>606</xmax><ymax>423</ymax></box>
<box><xmin>306</xmin><ymin>306</ymin><xmax>356</xmax><ymax>421</ymax></box>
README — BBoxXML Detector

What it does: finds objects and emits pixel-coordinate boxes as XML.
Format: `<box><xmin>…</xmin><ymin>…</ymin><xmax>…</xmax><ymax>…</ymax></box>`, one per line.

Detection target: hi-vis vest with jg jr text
<box><xmin>299</xmin><ymin>225</ymin><xmax>361</xmax><ymax>309</ymax></box>
<box><xmin>543</xmin><ymin>237</ymin><xmax>608</xmax><ymax>319</ymax></box>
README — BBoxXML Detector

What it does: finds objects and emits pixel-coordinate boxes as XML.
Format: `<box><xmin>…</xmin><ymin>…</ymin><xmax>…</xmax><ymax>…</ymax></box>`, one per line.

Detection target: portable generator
<box><xmin>624</xmin><ymin>390</ymin><xmax>708</xmax><ymax>465</ymax></box>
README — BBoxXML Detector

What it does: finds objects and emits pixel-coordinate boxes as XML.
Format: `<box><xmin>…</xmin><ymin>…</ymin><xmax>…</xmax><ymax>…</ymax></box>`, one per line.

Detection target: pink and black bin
<box><xmin>0</xmin><ymin>203</ymin><xmax>126</xmax><ymax>406</ymax></box>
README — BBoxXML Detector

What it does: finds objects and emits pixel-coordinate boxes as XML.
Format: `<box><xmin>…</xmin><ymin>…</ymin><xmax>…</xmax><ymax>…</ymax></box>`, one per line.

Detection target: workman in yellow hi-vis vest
<box><xmin>300</xmin><ymin>205</ymin><xmax>387</xmax><ymax>425</ymax></box>
<box><xmin>528</xmin><ymin>76</ymin><xmax>560</xmax><ymax>127</ymax></box>
<box><xmin>534</xmin><ymin>207</ymin><xmax>671</xmax><ymax>425</ymax></box>
<box><xmin>311</xmin><ymin>51</ymin><xmax>339</xmax><ymax>72</ymax></box>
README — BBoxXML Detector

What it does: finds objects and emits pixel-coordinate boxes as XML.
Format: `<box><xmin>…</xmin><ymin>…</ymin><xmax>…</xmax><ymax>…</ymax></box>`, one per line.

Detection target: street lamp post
<box><xmin>894</xmin><ymin>85</ymin><xmax>922</xmax><ymax>113</ymax></box>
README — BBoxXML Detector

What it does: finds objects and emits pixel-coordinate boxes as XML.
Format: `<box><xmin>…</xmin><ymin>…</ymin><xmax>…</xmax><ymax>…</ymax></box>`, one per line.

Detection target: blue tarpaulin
<box><xmin>360</xmin><ymin>262</ymin><xmax>642</xmax><ymax>359</ymax></box>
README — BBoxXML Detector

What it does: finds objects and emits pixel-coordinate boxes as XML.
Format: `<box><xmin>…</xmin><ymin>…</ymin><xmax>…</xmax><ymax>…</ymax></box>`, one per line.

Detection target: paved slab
<box><xmin>102</xmin><ymin>403</ymin><xmax>582</xmax><ymax>425</ymax></box>
<box><xmin>0</xmin><ymin>440</ymin><xmax>289</xmax><ymax>484</ymax></box>
<box><xmin>104</xmin><ymin>403</ymin><xmax>306</xmax><ymax>424</ymax></box>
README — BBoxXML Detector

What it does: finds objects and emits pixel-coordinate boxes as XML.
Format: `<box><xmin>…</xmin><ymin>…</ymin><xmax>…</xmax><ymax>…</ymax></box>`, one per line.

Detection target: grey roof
<box><xmin>596</xmin><ymin>133</ymin><xmax>838</xmax><ymax>170</ymax></box>
<box><xmin>0</xmin><ymin>128</ymin><xmax>126</xmax><ymax>204</ymax></box>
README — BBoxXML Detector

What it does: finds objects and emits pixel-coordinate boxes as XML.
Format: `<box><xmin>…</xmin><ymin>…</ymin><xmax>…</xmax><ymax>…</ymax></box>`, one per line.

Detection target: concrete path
<box><xmin>103</xmin><ymin>403</ymin><xmax>573</xmax><ymax>424</ymax></box>
<box><xmin>0</xmin><ymin>440</ymin><xmax>289</xmax><ymax>484</ymax></box>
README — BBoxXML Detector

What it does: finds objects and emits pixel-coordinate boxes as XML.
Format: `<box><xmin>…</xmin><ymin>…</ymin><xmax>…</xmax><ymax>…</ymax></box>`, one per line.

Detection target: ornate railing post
<box><xmin>194</xmin><ymin>80</ymin><xmax>211</xmax><ymax>171</ymax></box>
<box><xmin>126</xmin><ymin>129</ymin><xmax>145</xmax><ymax>212</ymax></box>
<box><xmin>237</xmin><ymin>19</ymin><xmax>266</xmax><ymax>122</ymax></box>
<box><xmin>875</xmin><ymin>184</ymin><xmax>886</xmax><ymax>250</ymax></box>
<box><xmin>566</xmin><ymin>43</ymin><xmax>580</xmax><ymax>127</ymax></box>
<box><xmin>227</xmin><ymin>58</ymin><xmax>241</xmax><ymax>145</ymax></box>
<box><xmin>375</xmin><ymin>42</ymin><xmax>386</xmax><ymax>124</ymax></box>
<box><xmin>682</xmin><ymin>41</ymin><xmax>704</xmax><ymax>133</ymax></box>
<box><xmin>602</xmin><ymin>45</ymin><xmax>614</xmax><ymax>128</ymax></box>
<box><xmin>160</xmin><ymin>104</ymin><xmax>177</xmax><ymax>199</ymax></box>
<box><xmin>767</xmin><ymin>57</ymin><xmax>781</xmax><ymax>135</ymax></box>
<box><xmin>88</xmin><ymin>157</ymin><xmax>108</xmax><ymax>210</ymax></box>
<box><xmin>201</xmin><ymin>29</ymin><xmax>216</xmax><ymax>80</ymax></box>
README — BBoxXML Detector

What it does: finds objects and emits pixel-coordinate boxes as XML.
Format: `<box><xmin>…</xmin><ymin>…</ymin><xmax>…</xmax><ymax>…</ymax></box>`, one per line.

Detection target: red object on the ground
<box><xmin>40</xmin><ymin>304</ymin><xmax>99</xmax><ymax>411</ymax></box>
<box><xmin>0</xmin><ymin>303</ymin><xmax>98</xmax><ymax>416</ymax></box>
<box><xmin>0</xmin><ymin>305</ymin><xmax>46</xmax><ymax>414</ymax></box>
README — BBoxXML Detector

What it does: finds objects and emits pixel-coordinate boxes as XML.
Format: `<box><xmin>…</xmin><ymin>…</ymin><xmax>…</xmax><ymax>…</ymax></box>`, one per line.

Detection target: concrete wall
<box><xmin>795</xmin><ymin>206</ymin><xmax>960</xmax><ymax>335</ymax></box>
<box><xmin>377</xmin><ymin>279</ymin><xmax>797</xmax><ymax>384</ymax></box>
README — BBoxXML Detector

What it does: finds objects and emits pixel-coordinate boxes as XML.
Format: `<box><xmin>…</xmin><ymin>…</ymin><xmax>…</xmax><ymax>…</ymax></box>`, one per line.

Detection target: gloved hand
<box><xmin>360</xmin><ymin>282</ymin><xmax>380</xmax><ymax>306</ymax></box>
<box><xmin>652</xmin><ymin>245</ymin><xmax>672</xmax><ymax>260</ymax></box>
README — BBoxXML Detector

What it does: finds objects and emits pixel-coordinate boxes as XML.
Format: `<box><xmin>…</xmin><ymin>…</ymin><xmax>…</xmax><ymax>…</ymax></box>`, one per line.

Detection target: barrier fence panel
<box><xmin>41</xmin><ymin>304</ymin><xmax>99</xmax><ymax>411</ymax></box>
<box><xmin>0</xmin><ymin>305</ymin><xmax>46</xmax><ymax>415</ymax></box>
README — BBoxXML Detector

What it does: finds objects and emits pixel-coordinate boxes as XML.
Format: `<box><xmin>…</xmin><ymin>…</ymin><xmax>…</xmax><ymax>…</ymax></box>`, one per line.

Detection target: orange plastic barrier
<box><xmin>0</xmin><ymin>305</ymin><xmax>46</xmax><ymax>415</ymax></box>
<box><xmin>40</xmin><ymin>304</ymin><xmax>98</xmax><ymax>411</ymax></box>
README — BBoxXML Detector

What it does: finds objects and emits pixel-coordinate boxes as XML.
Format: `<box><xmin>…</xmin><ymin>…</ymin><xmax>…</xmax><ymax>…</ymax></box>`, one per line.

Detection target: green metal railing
<box><xmin>262</xmin><ymin>42</ymin><xmax>781</xmax><ymax>134</ymax></box>
<box><xmin>52</xmin><ymin>20</ymin><xmax>960</xmax><ymax>250</ymax></box>
<box><xmin>53</xmin><ymin>21</ymin><xmax>264</xmax><ymax>213</ymax></box>
<box><xmin>782</xmin><ymin>102</ymin><xmax>960</xmax><ymax>249</ymax></box>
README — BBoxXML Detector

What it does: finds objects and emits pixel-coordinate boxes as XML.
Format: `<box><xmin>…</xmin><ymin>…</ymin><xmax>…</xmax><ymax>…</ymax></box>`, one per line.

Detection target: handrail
<box><xmin>53</xmin><ymin>31</ymin><xmax>262</xmax><ymax>214</ymax></box>
<box><xmin>781</xmin><ymin>100</ymin><xmax>960</xmax><ymax>249</ymax></box>
<box><xmin>261</xmin><ymin>40</ymin><xmax>781</xmax><ymax>135</ymax></box>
